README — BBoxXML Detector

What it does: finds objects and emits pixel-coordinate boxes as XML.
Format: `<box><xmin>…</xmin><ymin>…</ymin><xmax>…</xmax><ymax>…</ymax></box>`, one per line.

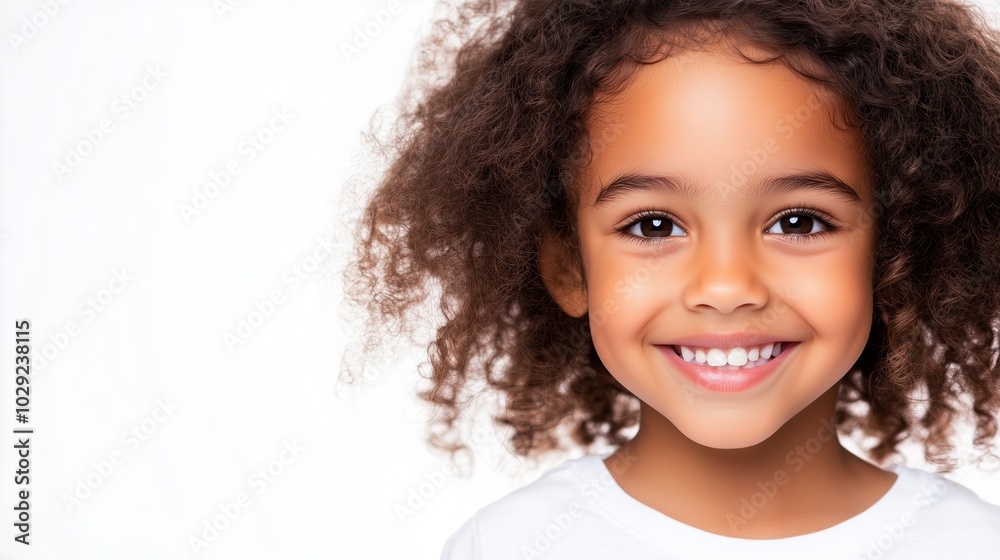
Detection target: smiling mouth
<box><xmin>669</xmin><ymin>342</ymin><xmax>795</xmax><ymax>370</ymax></box>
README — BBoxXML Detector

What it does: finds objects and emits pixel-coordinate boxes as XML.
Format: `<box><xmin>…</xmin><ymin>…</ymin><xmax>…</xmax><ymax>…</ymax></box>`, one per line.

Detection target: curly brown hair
<box><xmin>342</xmin><ymin>0</ymin><xmax>1000</xmax><ymax>473</ymax></box>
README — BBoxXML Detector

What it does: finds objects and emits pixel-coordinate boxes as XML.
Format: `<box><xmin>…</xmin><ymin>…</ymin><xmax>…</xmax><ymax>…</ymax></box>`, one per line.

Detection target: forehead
<box><xmin>578</xmin><ymin>38</ymin><xmax>872</xmax><ymax>206</ymax></box>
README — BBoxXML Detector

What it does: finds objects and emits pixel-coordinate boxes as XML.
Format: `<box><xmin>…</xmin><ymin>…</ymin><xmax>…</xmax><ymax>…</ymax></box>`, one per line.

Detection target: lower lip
<box><xmin>657</xmin><ymin>342</ymin><xmax>799</xmax><ymax>393</ymax></box>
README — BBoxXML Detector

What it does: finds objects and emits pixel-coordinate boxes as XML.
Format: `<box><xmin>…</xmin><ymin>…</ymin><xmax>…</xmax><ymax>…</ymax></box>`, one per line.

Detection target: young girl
<box><xmin>344</xmin><ymin>0</ymin><xmax>1000</xmax><ymax>557</ymax></box>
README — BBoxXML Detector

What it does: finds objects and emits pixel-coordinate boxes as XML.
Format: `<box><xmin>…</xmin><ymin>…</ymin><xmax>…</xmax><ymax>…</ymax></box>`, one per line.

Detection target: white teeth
<box><xmin>673</xmin><ymin>341</ymin><xmax>790</xmax><ymax>368</ymax></box>
<box><xmin>680</xmin><ymin>346</ymin><xmax>694</xmax><ymax>361</ymax></box>
<box><xmin>706</xmin><ymin>348</ymin><xmax>727</xmax><ymax>366</ymax></box>
<box><xmin>727</xmin><ymin>347</ymin><xmax>748</xmax><ymax>366</ymax></box>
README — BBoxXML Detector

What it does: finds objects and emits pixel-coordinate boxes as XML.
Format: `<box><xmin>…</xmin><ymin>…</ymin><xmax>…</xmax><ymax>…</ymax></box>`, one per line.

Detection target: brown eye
<box><xmin>766</xmin><ymin>210</ymin><xmax>833</xmax><ymax>236</ymax></box>
<box><xmin>780</xmin><ymin>214</ymin><xmax>814</xmax><ymax>234</ymax></box>
<box><xmin>640</xmin><ymin>217</ymin><xmax>669</xmax><ymax>236</ymax></box>
<box><xmin>622</xmin><ymin>214</ymin><xmax>685</xmax><ymax>239</ymax></box>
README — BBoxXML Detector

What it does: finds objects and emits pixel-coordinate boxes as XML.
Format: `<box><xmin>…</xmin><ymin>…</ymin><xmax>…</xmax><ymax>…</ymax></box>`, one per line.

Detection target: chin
<box><xmin>664</xmin><ymin>406</ymin><xmax>785</xmax><ymax>450</ymax></box>
<box><xmin>685</xmin><ymin>427</ymin><xmax>777</xmax><ymax>450</ymax></box>
<box><xmin>688</xmin><ymin>431</ymin><xmax>775</xmax><ymax>450</ymax></box>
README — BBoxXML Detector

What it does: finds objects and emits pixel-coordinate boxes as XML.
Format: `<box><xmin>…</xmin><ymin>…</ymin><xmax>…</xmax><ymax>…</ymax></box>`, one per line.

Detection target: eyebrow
<box><xmin>592</xmin><ymin>171</ymin><xmax>863</xmax><ymax>207</ymax></box>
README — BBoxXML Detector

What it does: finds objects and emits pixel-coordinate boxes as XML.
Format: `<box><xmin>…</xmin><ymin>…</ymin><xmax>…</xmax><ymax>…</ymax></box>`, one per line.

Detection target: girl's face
<box><xmin>553</xmin><ymin>39</ymin><xmax>877</xmax><ymax>449</ymax></box>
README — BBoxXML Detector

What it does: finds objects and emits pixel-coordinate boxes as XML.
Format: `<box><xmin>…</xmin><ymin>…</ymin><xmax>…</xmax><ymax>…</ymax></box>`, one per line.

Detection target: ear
<box><xmin>538</xmin><ymin>231</ymin><xmax>588</xmax><ymax>318</ymax></box>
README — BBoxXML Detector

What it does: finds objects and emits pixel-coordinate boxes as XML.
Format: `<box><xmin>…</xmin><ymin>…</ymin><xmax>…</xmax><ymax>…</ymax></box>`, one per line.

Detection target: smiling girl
<box><xmin>345</xmin><ymin>0</ymin><xmax>1000</xmax><ymax>557</ymax></box>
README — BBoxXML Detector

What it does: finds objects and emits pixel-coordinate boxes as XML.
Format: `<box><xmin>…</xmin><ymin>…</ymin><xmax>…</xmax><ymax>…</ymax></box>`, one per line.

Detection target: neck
<box><xmin>607</xmin><ymin>382</ymin><xmax>893</xmax><ymax>538</ymax></box>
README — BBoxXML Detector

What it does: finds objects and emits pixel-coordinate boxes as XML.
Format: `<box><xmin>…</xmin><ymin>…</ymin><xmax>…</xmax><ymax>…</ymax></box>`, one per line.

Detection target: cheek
<box><xmin>585</xmin><ymin>255</ymin><xmax>639</xmax><ymax>361</ymax></box>
<box><xmin>788</xmin><ymin>246</ymin><xmax>874</xmax><ymax>368</ymax></box>
<box><xmin>579</xmin><ymin>221</ymin><xmax>670</xmax><ymax>310</ymax></box>
<box><xmin>583</xmin><ymin>248</ymin><xmax>670</xmax><ymax>378</ymax></box>
<box><xmin>578</xmin><ymin>239</ymin><xmax>623</xmax><ymax>336</ymax></box>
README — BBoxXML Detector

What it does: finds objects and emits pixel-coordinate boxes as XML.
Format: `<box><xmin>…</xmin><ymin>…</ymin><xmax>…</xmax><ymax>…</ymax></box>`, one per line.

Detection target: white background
<box><xmin>1</xmin><ymin>1</ymin><xmax>999</xmax><ymax>558</ymax></box>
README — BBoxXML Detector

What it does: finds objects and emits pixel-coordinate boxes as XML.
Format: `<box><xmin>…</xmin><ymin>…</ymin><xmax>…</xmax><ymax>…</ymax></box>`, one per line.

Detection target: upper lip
<box><xmin>662</xmin><ymin>332</ymin><xmax>796</xmax><ymax>348</ymax></box>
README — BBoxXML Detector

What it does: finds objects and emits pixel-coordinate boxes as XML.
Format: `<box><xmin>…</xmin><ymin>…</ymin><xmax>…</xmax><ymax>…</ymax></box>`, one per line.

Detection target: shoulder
<box><xmin>891</xmin><ymin>465</ymin><xmax>1000</xmax><ymax>548</ymax></box>
<box><xmin>438</xmin><ymin>455</ymin><xmax>604</xmax><ymax>560</ymax></box>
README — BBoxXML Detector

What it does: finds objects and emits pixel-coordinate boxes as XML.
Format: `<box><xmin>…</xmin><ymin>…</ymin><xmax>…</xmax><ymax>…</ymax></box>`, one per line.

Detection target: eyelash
<box><xmin>614</xmin><ymin>206</ymin><xmax>841</xmax><ymax>246</ymax></box>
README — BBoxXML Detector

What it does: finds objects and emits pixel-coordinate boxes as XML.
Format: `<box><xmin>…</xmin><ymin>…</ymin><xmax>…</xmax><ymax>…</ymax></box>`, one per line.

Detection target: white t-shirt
<box><xmin>440</xmin><ymin>453</ymin><xmax>1000</xmax><ymax>559</ymax></box>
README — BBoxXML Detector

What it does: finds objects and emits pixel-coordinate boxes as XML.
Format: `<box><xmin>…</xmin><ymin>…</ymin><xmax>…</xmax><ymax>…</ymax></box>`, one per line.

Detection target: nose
<box><xmin>681</xmin><ymin>234</ymin><xmax>769</xmax><ymax>315</ymax></box>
